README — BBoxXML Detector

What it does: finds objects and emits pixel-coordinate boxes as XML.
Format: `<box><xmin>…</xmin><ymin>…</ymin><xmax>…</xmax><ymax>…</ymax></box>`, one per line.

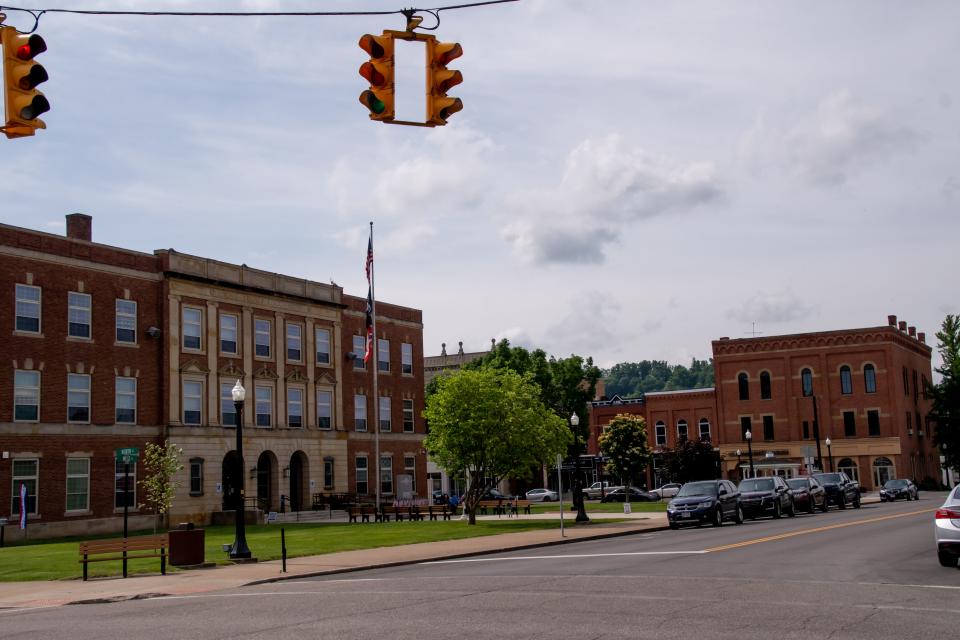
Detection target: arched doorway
<box><xmin>837</xmin><ymin>458</ymin><xmax>859</xmax><ymax>483</ymax></box>
<box><xmin>222</xmin><ymin>451</ymin><xmax>243</xmax><ymax>511</ymax></box>
<box><xmin>288</xmin><ymin>451</ymin><xmax>309</xmax><ymax>511</ymax></box>
<box><xmin>256</xmin><ymin>451</ymin><xmax>278</xmax><ymax>512</ymax></box>
<box><xmin>873</xmin><ymin>457</ymin><xmax>895</xmax><ymax>488</ymax></box>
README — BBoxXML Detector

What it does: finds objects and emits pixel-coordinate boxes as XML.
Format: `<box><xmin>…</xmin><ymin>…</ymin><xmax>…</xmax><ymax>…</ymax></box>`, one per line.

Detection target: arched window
<box><xmin>840</xmin><ymin>366</ymin><xmax>852</xmax><ymax>395</ymax></box>
<box><xmin>873</xmin><ymin>456</ymin><xmax>894</xmax><ymax>487</ymax></box>
<box><xmin>738</xmin><ymin>373</ymin><xmax>749</xmax><ymax>401</ymax></box>
<box><xmin>677</xmin><ymin>419</ymin><xmax>688</xmax><ymax>442</ymax></box>
<box><xmin>837</xmin><ymin>458</ymin><xmax>858</xmax><ymax>482</ymax></box>
<box><xmin>655</xmin><ymin>421</ymin><xmax>666</xmax><ymax>446</ymax></box>
<box><xmin>801</xmin><ymin>368</ymin><xmax>813</xmax><ymax>397</ymax></box>
<box><xmin>760</xmin><ymin>371</ymin><xmax>772</xmax><ymax>400</ymax></box>
<box><xmin>864</xmin><ymin>364</ymin><xmax>877</xmax><ymax>394</ymax></box>
<box><xmin>698</xmin><ymin>417</ymin><xmax>711</xmax><ymax>441</ymax></box>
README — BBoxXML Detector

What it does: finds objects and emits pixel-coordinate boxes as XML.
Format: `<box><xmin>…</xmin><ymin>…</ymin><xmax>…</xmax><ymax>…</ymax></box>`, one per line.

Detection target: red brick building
<box><xmin>588</xmin><ymin>318</ymin><xmax>936</xmax><ymax>491</ymax></box>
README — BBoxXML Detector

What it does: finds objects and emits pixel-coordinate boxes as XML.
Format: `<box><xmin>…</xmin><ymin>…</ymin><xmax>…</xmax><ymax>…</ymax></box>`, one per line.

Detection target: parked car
<box><xmin>482</xmin><ymin>488</ymin><xmax>515</xmax><ymax>501</ymax></box>
<box><xmin>786</xmin><ymin>476</ymin><xmax>827</xmax><ymax>513</ymax></box>
<box><xmin>649</xmin><ymin>483</ymin><xmax>682</xmax><ymax>501</ymax></box>
<box><xmin>600</xmin><ymin>487</ymin><xmax>657</xmax><ymax>503</ymax></box>
<box><xmin>667</xmin><ymin>480</ymin><xmax>743</xmax><ymax>529</ymax></box>
<box><xmin>812</xmin><ymin>472</ymin><xmax>861</xmax><ymax>509</ymax></box>
<box><xmin>880</xmin><ymin>478</ymin><xmax>919</xmax><ymax>502</ymax></box>
<box><xmin>738</xmin><ymin>476</ymin><xmax>796</xmax><ymax>519</ymax></box>
<box><xmin>525</xmin><ymin>488</ymin><xmax>559</xmax><ymax>502</ymax></box>
<box><xmin>935</xmin><ymin>485</ymin><xmax>960</xmax><ymax>568</ymax></box>
<box><xmin>583</xmin><ymin>482</ymin><xmax>621</xmax><ymax>500</ymax></box>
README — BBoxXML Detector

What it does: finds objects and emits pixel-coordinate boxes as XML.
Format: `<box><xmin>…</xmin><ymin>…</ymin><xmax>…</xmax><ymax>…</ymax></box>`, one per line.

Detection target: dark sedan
<box><xmin>600</xmin><ymin>487</ymin><xmax>657</xmax><ymax>503</ymax></box>
<box><xmin>787</xmin><ymin>476</ymin><xmax>827</xmax><ymax>513</ymax></box>
<box><xmin>813</xmin><ymin>472</ymin><xmax>861</xmax><ymax>509</ymax></box>
<box><xmin>667</xmin><ymin>480</ymin><xmax>743</xmax><ymax>529</ymax></box>
<box><xmin>738</xmin><ymin>476</ymin><xmax>796</xmax><ymax>519</ymax></box>
<box><xmin>880</xmin><ymin>478</ymin><xmax>919</xmax><ymax>502</ymax></box>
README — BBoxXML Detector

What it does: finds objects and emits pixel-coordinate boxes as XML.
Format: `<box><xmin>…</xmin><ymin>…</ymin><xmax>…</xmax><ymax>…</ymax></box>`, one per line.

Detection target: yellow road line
<box><xmin>705</xmin><ymin>508</ymin><xmax>935</xmax><ymax>553</ymax></box>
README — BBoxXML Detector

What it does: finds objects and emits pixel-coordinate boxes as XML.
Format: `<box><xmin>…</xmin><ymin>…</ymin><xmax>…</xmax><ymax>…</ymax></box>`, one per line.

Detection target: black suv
<box><xmin>738</xmin><ymin>476</ymin><xmax>796</xmax><ymax>519</ymax></box>
<box><xmin>813</xmin><ymin>472</ymin><xmax>861</xmax><ymax>509</ymax></box>
<box><xmin>667</xmin><ymin>480</ymin><xmax>743</xmax><ymax>529</ymax></box>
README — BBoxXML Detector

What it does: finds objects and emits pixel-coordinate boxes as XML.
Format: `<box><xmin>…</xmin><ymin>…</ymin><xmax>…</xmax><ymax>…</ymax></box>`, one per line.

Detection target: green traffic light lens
<box><xmin>370</xmin><ymin>97</ymin><xmax>385</xmax><ymax>114</ymax></box>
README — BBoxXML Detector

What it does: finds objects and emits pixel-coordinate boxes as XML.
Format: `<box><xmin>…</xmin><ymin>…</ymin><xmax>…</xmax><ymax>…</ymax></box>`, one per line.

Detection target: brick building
<box><xmin>0</xmin><ymin>216</ymin><xmax>426</xmax><ymax>539</ymax></box>
<box><xmin>588</xmin><ymin>318</ymin><xmax>937</xmax><ymax>491</ymax></box>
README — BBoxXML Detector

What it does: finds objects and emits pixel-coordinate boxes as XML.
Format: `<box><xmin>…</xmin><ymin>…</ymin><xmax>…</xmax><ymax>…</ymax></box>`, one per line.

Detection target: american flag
<box><xmin>364</xmin><ymin>233</ymin><xmax>374</xmax><ymax>363</ymax></box>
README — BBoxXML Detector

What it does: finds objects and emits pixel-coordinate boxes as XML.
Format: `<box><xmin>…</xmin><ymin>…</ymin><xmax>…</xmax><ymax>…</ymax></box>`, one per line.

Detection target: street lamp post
<box><xmin>745</xmin><ymin>430</ymin><xmax>755</xmax><ymax>479</ymax></box>
<box><xmin>736</xmin><ymin>449</ymin><xmax>743</xmax><ymax>480</ymax></box>
<box><xmin>571</xmin><ymin>413</ymin><xmax>589</xmax><ymax>523</ymax></box>
<box><xmin>811</xmin><ymin>395</ymin><xmax>824</xmax><ymax>472</ymax></box>
<box><xmin>230</xmin><ymin>380</ymin><xmax>252</xmax><ymax>560</ymax></box>
<box><xmin>825</xmin><ymin>438</ymin><xmax>833</xmax><ymax>472</ymax></box>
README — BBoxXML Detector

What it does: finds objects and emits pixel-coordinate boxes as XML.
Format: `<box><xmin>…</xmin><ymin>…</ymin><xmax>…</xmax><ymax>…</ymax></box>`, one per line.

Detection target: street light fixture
<box><xmin>745</xmin><ymin>430</ymin><xmax>755</xmax><ymax>479</ymax></box>
<box><xmin>736</xmin><ymin>449</ymin><xmax>743</xmax><ymax>480</ymax></box>
<box><xmin>825</xmin><ymin>437</ymin><xmax>833</xmax><ymax>472</ymax></box>
<box><xmin>811</xmin><ymin>395</ymin><xmax>824</xmax><ymax>472</ymax></box>
<box><xmin>571</xmin><ymin>412</ymin><xmax>589</xmax><ymax>523</ymax></box>
<box><xmin>230</xmin><ymin>380</ymin><xmax>252</xmax><ymax>560</ymax></box>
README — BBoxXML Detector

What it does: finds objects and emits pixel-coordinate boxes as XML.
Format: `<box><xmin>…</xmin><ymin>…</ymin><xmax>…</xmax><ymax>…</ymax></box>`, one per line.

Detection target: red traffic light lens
<box><xmin>16</xmin><ymin>35</ymin><xmax>47</xmax><ymax>61</ymax></box>
<box><xmin>435</xmin><ymin>43</ymin><xmax>462</xmax><ymax>67</ymax></box>
<box><xmin>359</xmin><ymin>62</ymin><xmax>386</xmax><ymax>87</ymax></box>
<box><xmin>358</xmin><ymin>34</ymin><xmax>385</xmax><ymax>59</ymax></box>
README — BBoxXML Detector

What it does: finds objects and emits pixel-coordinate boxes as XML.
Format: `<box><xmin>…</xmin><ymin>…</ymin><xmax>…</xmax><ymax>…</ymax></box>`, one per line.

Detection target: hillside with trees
<box><xmin>603</xmin><ymin>359</ymin><xmax>714</xmax><ymax>398</ymax></box>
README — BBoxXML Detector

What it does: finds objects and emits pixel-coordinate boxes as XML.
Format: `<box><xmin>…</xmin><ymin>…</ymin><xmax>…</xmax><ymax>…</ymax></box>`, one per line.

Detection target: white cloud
<box><xmin>727</xmin><ymin>290</ymin><xmax>815</xmax><ymax>325</ymax></box>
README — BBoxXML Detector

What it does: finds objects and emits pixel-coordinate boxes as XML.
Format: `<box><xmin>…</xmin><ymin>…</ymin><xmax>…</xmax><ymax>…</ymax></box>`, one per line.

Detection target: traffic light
<box><xmin>1</xmin><ymin>27</ymin><xmax>49</xmax><ymax>139</ymax></box>
<box><xmin>358</xmin><ymin>33</ymin><xmax>394</xmax><ymax>121</ymax></box>
<box><xmin>426</xmin><ymin>39</ymin><xmax>462</xmax><ymax>126</ymax></box>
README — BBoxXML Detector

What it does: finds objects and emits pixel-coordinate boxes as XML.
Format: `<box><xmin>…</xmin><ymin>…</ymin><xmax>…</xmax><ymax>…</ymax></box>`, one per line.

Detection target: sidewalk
<box><xmin>0</xmin><ymin>511</ymin><xmax>668</xmax><ymax>611</ymax></box>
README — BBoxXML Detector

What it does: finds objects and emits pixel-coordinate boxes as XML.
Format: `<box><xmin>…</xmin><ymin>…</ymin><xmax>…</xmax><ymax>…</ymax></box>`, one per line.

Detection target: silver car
<box><xmin>525</xmin><ymin>488</ymin><xmax>559</xmax><ymax>503</ymax></box>
<box><xmin>935</xmin><ymin>486</ymin><xmax>960</xmax><ymax>568</ymax></box>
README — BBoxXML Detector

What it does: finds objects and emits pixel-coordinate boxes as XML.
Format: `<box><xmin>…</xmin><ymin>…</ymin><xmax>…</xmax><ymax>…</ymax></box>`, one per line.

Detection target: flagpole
<box><xmin>370</xmin><ymin>221</ymin><xmax>381</xmax><ymax>511</ymax></box>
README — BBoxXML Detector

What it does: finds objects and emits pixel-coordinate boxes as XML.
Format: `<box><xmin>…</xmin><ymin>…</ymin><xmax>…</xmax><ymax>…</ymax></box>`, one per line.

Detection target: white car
<box><xmin>650</xmin><ymin>483</ymin><xmax>682</xmax><ymax>500</ymax></box>
<box><xmin>526</xmin><ymin>488</ymin><xmax>559</xmax><ymax>502</ymax></box>
<box><xmin>583</xmin><ymin>482</ymin><xmax>622</xmax><ymax>500</ymax></box>
<box><xmin>935</xmin><ymin>485</ymin><xmax>960</xmax><ymax>568</ymax></box>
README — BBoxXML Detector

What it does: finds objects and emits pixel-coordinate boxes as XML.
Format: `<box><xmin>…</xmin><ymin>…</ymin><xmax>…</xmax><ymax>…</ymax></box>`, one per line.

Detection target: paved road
<box><xmin>2</xmin><ymin>495</ymin><xmax>957</xmax><ymax>639</ymax></box>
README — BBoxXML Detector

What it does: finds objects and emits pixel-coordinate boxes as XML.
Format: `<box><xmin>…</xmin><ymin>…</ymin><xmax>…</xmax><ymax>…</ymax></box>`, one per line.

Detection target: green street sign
<box><xmin>115</xmin><ymin>447</ymin><xmax>139</xmax><ymax>464</ymax></box>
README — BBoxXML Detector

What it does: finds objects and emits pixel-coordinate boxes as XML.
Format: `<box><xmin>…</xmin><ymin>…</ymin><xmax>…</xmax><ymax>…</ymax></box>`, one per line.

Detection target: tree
<box><xmin>139</xmin><ymin>440</ymin><xmax>184</xmax><ymax>533</ymax></box>
<box><xmin>659</xmin><ymin>439</ymin><xmax>720</xmax><ymax>484</ymax></box>
<box><xmin>598</xmin><ymin>414</ymin><xmax>651</xmax><ymax>487</ymax></box>
<box><xmin>604</xmin><ymin>359</ymin><xmax>714</xmax><ymax>398</ymax></box>
<box><xmin>423</xmin><ymin>367</ymin><xmax>571</xmax><ymax>524</ymax></box>
<box><xmin>931</xmin><ymin>314</ymin><xmax>960</xmax><ymax>474</ymax></box>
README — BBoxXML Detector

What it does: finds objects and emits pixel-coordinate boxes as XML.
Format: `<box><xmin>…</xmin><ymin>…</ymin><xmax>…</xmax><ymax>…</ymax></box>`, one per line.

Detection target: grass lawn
<box><xmin>530</xmin><ymin>501</ymin><xmax>667</xmax><ymax>514</ymax></box>
<box><xmin>0</xmin><ymin>518</ymin><xmax>578</xmax><ymax>583</ymax></box>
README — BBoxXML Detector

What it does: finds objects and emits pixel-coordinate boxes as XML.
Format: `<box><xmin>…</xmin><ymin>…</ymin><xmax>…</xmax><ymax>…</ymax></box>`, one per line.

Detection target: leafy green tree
<box><xmin>598</xmin><ymin>414</ymin><xmax>651</xmax><ymax>488</ymax></box>
<box><xmin>423</xmin><ymin>367</ymin><xmax>571</xmax><ymax>524</ymax></box>
<box><xmin>931</xmin><ymin>315</ymin><xmax>960</xmax><ymax>474</ymax></box>
<box><xmin>139</xmin><ymin>440</ymin><xmax>184</xmax><ymax>533</ymax></box>
<box><xmin>659</xmin><ymin>439</ymin><xmax>720</xmax><ymax>484</ymax></box>
<box><xmin>604</xmin><ymin>359</ymin><xmax>714</xmax><ymax>398</ymax></box>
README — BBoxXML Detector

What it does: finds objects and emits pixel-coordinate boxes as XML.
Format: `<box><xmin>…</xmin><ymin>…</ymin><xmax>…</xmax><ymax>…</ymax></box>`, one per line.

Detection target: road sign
<box><xmin>115</xmin><ymin>447</ymin><xmax>139</xmax><ymax>464</ymax></box>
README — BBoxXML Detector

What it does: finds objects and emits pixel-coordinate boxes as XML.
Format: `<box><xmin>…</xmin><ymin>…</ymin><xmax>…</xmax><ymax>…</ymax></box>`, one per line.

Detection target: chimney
<box><xmin>908</xmin><ymin>326</ymin><xmax>916</xmax><ymax>338</ymax></box>
<box><xmin>65</xmin><ymin>213</ymin><xmax>92</xmax><ymax>242</ymax></box>
<box><xmin>898</xmin><ymin>321</ymin><xmax>907</xmax><ymax>332</ymax></box>
<box><xmin>919</xmin><ymin>332</ymin><xmax>926</xmax><ymax>344</ymax></box>
<box><xmin>887</xmin><ymin>315</ymin><xmax>897</xmax><ymax>327</ymax></box>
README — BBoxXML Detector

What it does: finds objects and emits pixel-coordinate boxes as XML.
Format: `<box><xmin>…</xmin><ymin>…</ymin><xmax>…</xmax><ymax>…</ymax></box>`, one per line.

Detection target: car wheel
<box><xmin>669</xmin><ymin>522</ymin><xmax>679</xmax><ymax>530</ymax></box>
<box><xmin>787</xmin><ymin>501</ymin><xmax>796</xmax><ymax>517</ymax></box>
<box><xmin>807</xmin><ymin>499</ymin><xmax>815</xmax><ymax>514</ymax></box>
<box><xmin>734</xmin><ymin>506</ymin><xmax>744</xmax><ymax>525</ymax></box>
<box><xmin>916</xmin><ymin>491</ymin><xmax>920</xmax><ymax>500</ymax></box>
<box><xmin>773</xmin><ymin>501</ymin><xmax>782</xmax><ymax>519</ymax></box>
<box><xmin>838</xmin><ymin>496</ymin><xmax>847</xmax><ymax>510</ymax></box>
<box><xmin>712</xmin><ymin>507</ymin><xmax>723</xmax><ymax>527</ymax></box>
<box><xmin>820</xmin><ymin>498</ymin><xmax>829</xmax><ymax>513</ymax></box>
<box><xmin>938</xmin><ymin>550</ymin><xmax>959</xmax><ymax>568</ymax></box>
<box><xmin>854</xmin><ymin>496</ymin><xmax>861</xmax><ymax>509</ymax></box>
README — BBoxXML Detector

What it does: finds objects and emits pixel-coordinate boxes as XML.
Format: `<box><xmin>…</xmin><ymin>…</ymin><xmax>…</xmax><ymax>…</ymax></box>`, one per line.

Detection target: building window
<box><xmin>66</xmin><ymin>458</ymin><xmax>90</xmax><ymax>511</ymax></box>
<box><xmin>315</xmin><ymin>327</ymin><xmax>331</xmax><ymax>365</ymax></box>
<box><xmin>698</xmin><ymin>418</ymin><xmax>710</xmax><ymax>441</ymax></box>
<box><xmin>401</xmin><ymin>343</ymin><xmax>413</xmax><ymax>375</ymax></box>
<box><xmin>183</xmin><ymin>380</ymin><xmax>202</xmax><ymax>425</ymax></box>
<box><xmin>255</xmin><ymin>385</ymin><xmax>272</xmax><ymax>427</ymax></box>
<box><xmin>354</xmin><ymin>394</ymin><xmax>367</xmax><ymax>431</ymax></box>
<box><xmin>843</xmin><ymin>410</ymin><xmax>856</xmax><ymax>437</ymax></box>
<box><xmin>738</xmin><ymin>373</ymin><xmax>749</xmax><ymax>401</ymax></box>
<box><xmin>286</xmin><ymin>323</ymin><xmax>302</xmax><ymax>362</ymax></box>
<box><xmin>114</xmin><ymin>460</ymin><xmax>136</xmax><ymax>509</ymax></box>
<box><xmin>378</xmin><ymin>338</ymin><xmax>390</xmax><ymax>373</ymax></box>
<box><xmin>15</xmin><ymin>284</ymin><xmax>41</xmax><ymax>333</ymax></box>
<box><xmin>916</xmin><ymin>410</ymin><xmax>922</xmax><ymax>436</ymax></box>
<box><xmin>353</xmin><ymin>335</ymin><xmax>366</xmax><ymax>370</ymax></box>
<box><xmin>355</xmin><ymin>457</ymin><xmax>368</xmax><ymax>495</ymax></box>
<box><xmin>762</xmin><ymin>415</ymin><xmax>775</xmax><ymax>441</ymax></box>
<box><xmin>677</xmin><ymin>419</ymin><xmax>688</xmax><ymax>441</ymax></box>
<box><xmin>655</xmin><ymin>421</ymin><xmax>666</xmax><ymax>446</ymax></box>
<box><xmin>11</xmin><ymin>459</ymin><xmax>38</xmax><ymax>515</ymax></box>
<box><xmin>14</xmin><ymin>370</ymin><xmax>40</xmax><ymax>422</ymax></box>
<box><xmin>379</xmin><ymin>396</ymin><xmax>391</xmax><ymax>432</ymax></box>
<box><xmin>255</xmin><ymin>319</ymin><xmax>271</xmax><ymax>358</ymax></box>
<box><xmin>760</xmin><ymin>371</ymin><xmax>772</xmax><ymax>400</ymax></box>
<box><xmin>116</xmin><ymin>299</ymin><xmax>137</xmax><ymax>343</ymax></box>
<box><xmin>867</xmin><ymin>409</ymin><xmax>880</xmax><ymax>436</ymax></box>
<box><xmin>902</xmin><ymin>366</ymin><xmax>909</xmax><ymax>396</ymax></box>
<box><xmin>840</xmin><ymin>366</ymin><xmax>852</xmax><ymax>395</ymax></box>
<box><xmin>802</xmin><ymin>420</ymin><xmax>810</xmax><ymax>440</ymax></box>
<box><xmin>68</xmin><ymin>292</ymin><xmax>92</xmax><ymax>339</ymax></box>
<box><xmin>115</xmin><ymin>376</ymin><xmax>137</xmax><ymax>424</ymax></box>
<box><xmin>220</xmin><ymin>314</ymin><xmax>238</xmax><ymax>354</ymax></box>
<box><xmin>67</xmin><ymin>373</ymin><xmax>91</xmax><ymax>423</ymax></box>
<box><xmin>287</xmin><ymin>387</ymin><xmax>303</xmax><ymax>428</ymax></box>
<box><xmin>221</xmin><ymin>382</ymin><xmax>236</xmax><ymax>426</ymax></box>
<box><xmin>189</xmin><ymin>458</ymin><xmax>204</xmax><ymax>496</ymax></box>
<box><xmin>740</xmin><ymin>416</ymin><xmax>752</xmax><ymax>441</ymax></box>
<box><xmin>380</xmin><ymin>455</ymin><xmax>393</xmax><ymax>495</ymax></box>
<box><xmin>183</xmin><ymin>307</ymin><xmax>202</xmax><ymax>350</ymax></box>
<box><xmin>906</xmin><ymin>411</ymin><xmax>913</xmax><ymax>435</ymax></box>
<box><xmin>403</xmin><ymin>399</ymin><xmax>414</xmax><ymax>432</ymax></box>
<box><xmin>837</xmin><ymin>458</ymin><xmax>859</xmax><ymax>483</ymax></box>
<box><xmin>324</xmin><ymin>458</ymin><xmax>334</xmax><ymax>489</ymax></box>
<box><xmin>864</xmin><ymin>364</ymin><xmax>877</xmax><ymax>394</ymax></box>
<box><xmin>405</xmin><ymin>455</ymin><xmax>416</xmax><ymax>493</ymax></box>
<box><xmin>912</xmin><ymin>370</ymin><xmax>919</xmax><ymax>402</ymax></box>
<box><xmin>801</xmin><ymin>368</ymin><xmax>813</xmax><ymax>397</ymax></box>
<box><xmin>317</xmin><ymin>390</ymin><xmax>332</xmax><ymax>429</ymax></box>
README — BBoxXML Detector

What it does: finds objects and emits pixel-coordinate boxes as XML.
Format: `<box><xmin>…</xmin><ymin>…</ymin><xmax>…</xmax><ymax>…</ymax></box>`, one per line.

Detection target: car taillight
<box><xmin>935</xmin><ymin>508</ymin><xmax>960</xmax><ymax>519</ymax></box>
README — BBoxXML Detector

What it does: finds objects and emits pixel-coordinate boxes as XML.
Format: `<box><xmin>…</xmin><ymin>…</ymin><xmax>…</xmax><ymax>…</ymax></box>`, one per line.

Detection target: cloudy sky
<box><xmin>2</xmin><ymin>1</ymin><xmax>957</xmax><ymax>369</ymax></box>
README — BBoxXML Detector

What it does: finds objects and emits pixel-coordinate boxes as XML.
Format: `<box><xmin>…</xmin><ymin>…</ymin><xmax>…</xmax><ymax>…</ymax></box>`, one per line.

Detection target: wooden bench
<box><xmin>512</xmin><ymin>500</ymin><xmax>533</xmax><ymax>515</ymax></box>
<box><xmin>419</xmin><ymin>504</ymin><xmax>452</xmax><ymax>520</ymax></box>
<box><xmin>478</xmin><ymin>500</ymin><xmax>507</xmax><ymax>516</ymax></box>
<box><xmin>477</xmin><ymin>499</ymin><xmax>532</xmax><ymax>516</ymax></box>
<box><xmin>348</xmin><ymin>505</ymin><xmax>377</xmax><ymax>523</ymax></box>
<box><xmin>378</xmin><ymin>505</ymin><xmax>405</xmax><ymax>522</ymax></box>
<box><xmin>79</xmin><ymin>534</ymin><xmax>168</xmax><ymax>581</ymax></box>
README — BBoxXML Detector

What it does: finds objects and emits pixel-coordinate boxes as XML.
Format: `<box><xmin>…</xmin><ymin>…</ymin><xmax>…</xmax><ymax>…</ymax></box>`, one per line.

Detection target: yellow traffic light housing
<box><xmin>1</xmin><ymin>26</ymin><xmax>49</xmax><ymax>139</ymax></box>
<box><xmin>426</xmin><ymin>39</ymin><xmax>463</xmax><ymax>126</ymax></box>
<box><xmin>358</xmin><ymin>33</ymin><xmax>395</xmax><ymax>121</ymax></box>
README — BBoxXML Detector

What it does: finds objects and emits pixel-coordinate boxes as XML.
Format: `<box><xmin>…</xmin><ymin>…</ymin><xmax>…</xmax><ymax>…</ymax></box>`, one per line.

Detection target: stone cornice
<box><xmin>712</xmin><ymin>326</ymin><xmax>931</xmax><ymax>359</ymax></box>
